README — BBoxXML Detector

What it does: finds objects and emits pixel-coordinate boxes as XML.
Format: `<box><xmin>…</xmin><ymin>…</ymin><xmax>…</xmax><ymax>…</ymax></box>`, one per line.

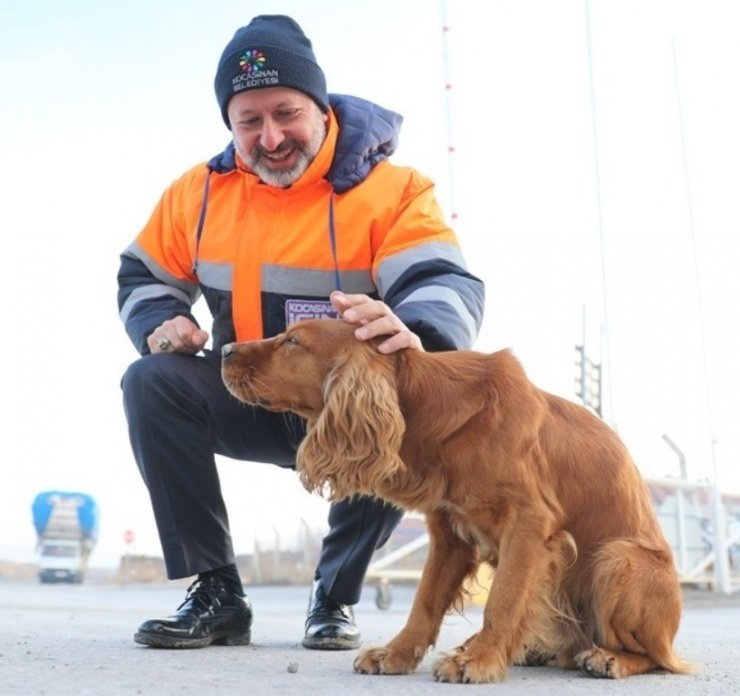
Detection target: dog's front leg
<box><xmin>354</xmin><ymin>512</ymin><xmax>476</xmax><ymax>675</ymax></box>
<box><xmin>433</xmin><ymin>510</ymin><xmax>566</xmax><ymax>683</ymax></box>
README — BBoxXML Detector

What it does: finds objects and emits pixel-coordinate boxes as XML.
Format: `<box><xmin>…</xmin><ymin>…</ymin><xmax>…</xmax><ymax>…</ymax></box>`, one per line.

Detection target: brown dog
<box><xmin>221</xmin><ymin>319</ymin><xmax>691</xmax><ymax>682</ymax></box>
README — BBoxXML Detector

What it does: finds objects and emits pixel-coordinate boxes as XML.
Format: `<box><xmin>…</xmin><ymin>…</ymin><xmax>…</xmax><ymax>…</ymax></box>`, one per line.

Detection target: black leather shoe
<box><xmin>134</xmin><ymin>576</ymin><xmax>252</xmax><ymax>648</ymax></box>
<box><xmin>302</xmin><ymin>580</ymin><xmax>360</xmax><ymax>650</ymax></box>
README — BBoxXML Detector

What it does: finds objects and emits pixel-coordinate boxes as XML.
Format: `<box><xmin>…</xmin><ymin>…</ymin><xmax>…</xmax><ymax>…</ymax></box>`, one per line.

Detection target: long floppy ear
<box><xmin>297</xmin><ymin>350</ymin><xmax>405</xmax><ymax>500</ymax></box>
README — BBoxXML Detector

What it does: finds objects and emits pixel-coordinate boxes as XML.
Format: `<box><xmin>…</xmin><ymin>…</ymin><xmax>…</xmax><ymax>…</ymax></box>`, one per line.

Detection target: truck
<box><xmin>31</xmin><ymin>491</ymin><xmax>99</xmax><ymax>584</ymax></box>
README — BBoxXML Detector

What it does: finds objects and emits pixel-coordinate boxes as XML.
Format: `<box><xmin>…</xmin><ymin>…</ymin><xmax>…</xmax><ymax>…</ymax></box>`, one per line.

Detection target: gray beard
<box><xmin>241</xmin><ymin>117</ymin><xmax>327</xmax><ymax>188</ymax></box>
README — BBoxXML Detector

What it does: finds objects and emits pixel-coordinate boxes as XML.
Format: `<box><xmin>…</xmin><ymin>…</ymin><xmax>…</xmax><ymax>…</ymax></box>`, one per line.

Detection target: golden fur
<box><xmin>222</xmin><ymin>319</ymin><xmax>691</xmax><ymax>683</ymax></box>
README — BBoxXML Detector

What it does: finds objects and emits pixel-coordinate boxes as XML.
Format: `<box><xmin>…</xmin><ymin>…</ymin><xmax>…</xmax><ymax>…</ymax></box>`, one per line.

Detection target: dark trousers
<box><xmin>121</xmin><ymin>351</ymin><xmax>404</xmax><ymax>605</ymax></box>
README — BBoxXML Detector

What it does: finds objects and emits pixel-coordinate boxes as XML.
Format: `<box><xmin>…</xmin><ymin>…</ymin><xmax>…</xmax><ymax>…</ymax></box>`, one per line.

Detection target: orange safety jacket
<box><xmin>118</xmin><ymin>95</ymin><xmax>484</xmax><ymax>355</ymax></box>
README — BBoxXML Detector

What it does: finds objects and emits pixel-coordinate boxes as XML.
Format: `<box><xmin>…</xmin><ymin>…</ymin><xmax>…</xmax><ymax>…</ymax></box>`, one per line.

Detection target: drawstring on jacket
<box><xmin>327</xmin><ymin>195</ymin><xmax>342</xmax><ymax>292</ymax></box>
<box><xmin>191</xmin><ymin>169</ymin><xmax>212</xmax><ymax>276</ymax></box>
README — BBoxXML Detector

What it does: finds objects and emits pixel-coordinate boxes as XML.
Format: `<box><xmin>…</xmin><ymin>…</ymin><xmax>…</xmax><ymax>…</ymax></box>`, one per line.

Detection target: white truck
<box><xmin>32</xmin><ymin>491</ymin><xmax>99</xmax><ymax>584</ymax></box>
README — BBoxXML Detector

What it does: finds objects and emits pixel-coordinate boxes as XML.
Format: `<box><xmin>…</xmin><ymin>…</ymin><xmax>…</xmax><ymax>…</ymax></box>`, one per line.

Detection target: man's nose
<box><xmin>259</xmin><ymin>120</ymin><xmax>284</xmax><ymax>151</ymax></box>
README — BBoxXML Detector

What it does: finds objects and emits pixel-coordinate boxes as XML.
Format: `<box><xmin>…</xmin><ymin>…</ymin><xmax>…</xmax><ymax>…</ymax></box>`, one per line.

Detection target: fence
<box><xmin>649</xmin><ymin>477</ymin><xmax>740</xmax><ymax>593</ymax></box>
<box><xmin>364</xmin><ymin>477</ymin><xmax>740</xmax><ymax>606</ymax></box>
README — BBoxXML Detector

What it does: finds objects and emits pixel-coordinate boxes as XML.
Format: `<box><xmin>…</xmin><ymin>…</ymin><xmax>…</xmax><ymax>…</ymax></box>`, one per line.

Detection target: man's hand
<box><xmin>330</xmin><ymin>290</ymin><xmax>423</xmax><ymax>354</ymax></box>
<box><xmin>148</xmin><ymin>316</ymin><xmax>210</xmax><ymax>354</ymax></box>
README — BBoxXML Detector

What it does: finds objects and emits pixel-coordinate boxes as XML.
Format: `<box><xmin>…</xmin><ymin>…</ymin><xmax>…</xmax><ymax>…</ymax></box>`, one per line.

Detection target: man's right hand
<box><xmin>330</xmin><ymin>290</ymin><xmax>423</xmax><ymax>354</ymax></box>
<box><xmin>148</xmin><ymin>316</ymin><xmax>210</xmax><ymax>354</ymax></box>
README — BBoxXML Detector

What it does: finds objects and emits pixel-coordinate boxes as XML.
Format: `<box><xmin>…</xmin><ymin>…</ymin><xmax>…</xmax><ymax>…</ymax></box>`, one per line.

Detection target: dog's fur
<box><xmin>222</xmin><ymin>319</ymin><xmax>691</xmax><ymax>682</ymax></box>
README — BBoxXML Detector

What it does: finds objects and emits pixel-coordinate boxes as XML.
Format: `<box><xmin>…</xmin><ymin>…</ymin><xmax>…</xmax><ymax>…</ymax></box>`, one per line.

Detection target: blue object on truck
<box><xmin>32</xmin><ymin>491</ymin><xmax>100</xmax><ymax>542</ymax></box>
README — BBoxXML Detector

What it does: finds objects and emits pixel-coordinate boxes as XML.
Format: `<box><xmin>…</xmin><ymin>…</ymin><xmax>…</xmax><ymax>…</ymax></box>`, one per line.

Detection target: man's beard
<box><xmin>240</xmin><ymin>114</ymin><xmax>327</xmax><ymax>188</ymax></box>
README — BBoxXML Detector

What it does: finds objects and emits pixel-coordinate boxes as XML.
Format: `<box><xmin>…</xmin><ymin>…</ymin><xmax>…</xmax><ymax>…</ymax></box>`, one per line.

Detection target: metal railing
<box><xmin>365</xmin><ymin>477</ymin><xmax>740</xmax><ymax>607</ymax></box>
<box><xmin>650</xmin><ymin>476</ymin><xmax>740</xmax><ymax>593</ymax></box>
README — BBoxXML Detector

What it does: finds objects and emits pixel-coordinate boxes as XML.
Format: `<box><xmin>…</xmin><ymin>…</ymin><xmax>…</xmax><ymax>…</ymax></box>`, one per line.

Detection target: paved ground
<box><xmin>1</xmin><ymin>578</ymin><xmax>739</xmax><ymax>695</ymax></box>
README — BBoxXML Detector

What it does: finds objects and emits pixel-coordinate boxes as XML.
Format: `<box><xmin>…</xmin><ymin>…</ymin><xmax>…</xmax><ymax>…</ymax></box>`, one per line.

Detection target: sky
<box><xmin>1</xmin><ymin>0</ymin><xmax>738</xmax><ymax>569</ymax></box>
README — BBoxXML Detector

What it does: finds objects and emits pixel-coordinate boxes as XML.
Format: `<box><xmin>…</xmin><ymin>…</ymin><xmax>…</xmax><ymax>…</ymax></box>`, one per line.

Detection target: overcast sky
<box><xmin>1</xmin><ymin>0</ymin><xmax>738</xmax><ymax>568</ymax></box>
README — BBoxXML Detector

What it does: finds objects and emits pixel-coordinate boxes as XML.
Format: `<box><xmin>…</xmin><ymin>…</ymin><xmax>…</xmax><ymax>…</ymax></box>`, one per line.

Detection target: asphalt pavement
<box><xmin>1</xmin><ymin>577</ymin><xmax>739</xmax><ymax>695</ymax></box>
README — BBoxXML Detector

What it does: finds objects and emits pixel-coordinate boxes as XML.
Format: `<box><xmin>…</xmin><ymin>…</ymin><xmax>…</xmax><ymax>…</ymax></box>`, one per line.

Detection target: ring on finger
<box><xmin>157</xmin><ymin>337</ymin><xmax>172</xmax><ymax>351</ymax></box>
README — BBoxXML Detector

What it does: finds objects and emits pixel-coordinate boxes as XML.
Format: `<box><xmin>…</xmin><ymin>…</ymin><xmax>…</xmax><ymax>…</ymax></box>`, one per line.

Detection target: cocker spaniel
<box><xmin>221</xmin><ymin>318</ymin><xmax>691</xmax><ymax>683</ymax></box>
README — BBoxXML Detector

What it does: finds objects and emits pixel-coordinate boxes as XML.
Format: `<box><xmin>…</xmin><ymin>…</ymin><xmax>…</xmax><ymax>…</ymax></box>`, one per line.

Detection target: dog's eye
<box><xmin>284</xmin><ymin>335</ymin><xmax>299</xmax><ymax>346</ymax></box>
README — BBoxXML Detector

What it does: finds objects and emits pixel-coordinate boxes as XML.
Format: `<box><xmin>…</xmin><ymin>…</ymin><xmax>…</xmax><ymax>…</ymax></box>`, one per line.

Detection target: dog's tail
<box><xmin>591</xmin><ymin>539</ymin><xmax>695</xmax><ymax>675</ymax></box>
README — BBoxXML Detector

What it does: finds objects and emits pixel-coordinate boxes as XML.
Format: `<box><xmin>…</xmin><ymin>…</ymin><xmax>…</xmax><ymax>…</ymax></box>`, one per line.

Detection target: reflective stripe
<box><xmin>261</xmin><ymin>265</ymin><xmax>376</xmax><ymax>296</ymax></box>
<box><xmin>119</xmin><ymin>284</ymin><xmax>194</xmax><ymax>324</ymax></box>
<box><xmin>122</xmin><ymin>242</ymin><xmax>200</xmax><ymax>300</ymax></box>
<box><xmin>195</xmin><ymin>261</ymin><xmax>233</xmax><ymax>291</ymax></box>
<box><xmin>397</xmin><ymin>285</ymin><xmax>479</xmax><ymax>345</ymax></box>
<box><xmin>376</xmin><ymin>241</ymin><xmax>468</xmax><ymax>296</ymax></box>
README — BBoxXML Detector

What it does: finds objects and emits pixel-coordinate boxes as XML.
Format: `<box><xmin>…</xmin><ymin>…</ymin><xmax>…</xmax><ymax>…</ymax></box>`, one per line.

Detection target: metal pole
<box><xmin>273</xmin><ymin>526</ymin><xmax>281</xmax><ymax>582</ymax></box>
<box><xmin>440</xmin><ymin>0</ymin><xmax>458</xmax><ymax>221</ymax></box>
<box><xmin>300</xmin><ymin>518</ymin><xmax>312</xmax><ymax>578</ymax></box>
<box><xmin>671</xmin><ymin>40</ymin><xmax>730</xmax><ymax>593</ymax></box>
<box><xmin>662</xmin><ymin>434</ymin><xmax>687</xmax><ymax>478</ymax></box>
<box><xmin>661</xmin><ymin>434</ymin><xmax>688</xmax><ymax>574</ymax></box>
<box><xmin>252</xmin><ymin>537</ymin><xmax>262</xmax><ymax>584</ymax></box>
<box><xmin>709</xmin><ymin>455</ymin><xmax>731</xmax><ymax>593</ymax></box>
<box><xmin>583</xmin><ymin>0</ymin><xmax>614</xmax><ymax>427</ymax></box>
<box><xmin>580</xmin><ymin>307</ymin><xmax>588</xmax><ymax>404</ymax></box>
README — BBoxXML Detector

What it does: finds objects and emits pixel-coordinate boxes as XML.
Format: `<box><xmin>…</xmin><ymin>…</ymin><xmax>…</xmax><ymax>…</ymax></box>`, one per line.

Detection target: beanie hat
<box><xmin>214</xmin><ymin>15</ymin><xmax>329</xmax><ymax>128</ymax></box>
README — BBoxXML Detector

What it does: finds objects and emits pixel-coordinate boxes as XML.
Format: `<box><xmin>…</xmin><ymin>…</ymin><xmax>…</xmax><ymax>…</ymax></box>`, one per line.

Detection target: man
<box><xmin>118</xmin><ymin>14</ymin><xmax>484</xmax><ymax>651</ymax></box>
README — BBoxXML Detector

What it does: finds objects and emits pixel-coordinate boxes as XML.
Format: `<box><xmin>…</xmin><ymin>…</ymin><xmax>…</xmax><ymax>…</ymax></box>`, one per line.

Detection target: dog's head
<box><xmin>222</xmin><ymin>319</ymin><xmax>406</xmax><ymax>499</ymax></box>
<box><xmin>222</xmin><ymin>319</ymin><xmax>368</xmax><ymax>420</ymax></box>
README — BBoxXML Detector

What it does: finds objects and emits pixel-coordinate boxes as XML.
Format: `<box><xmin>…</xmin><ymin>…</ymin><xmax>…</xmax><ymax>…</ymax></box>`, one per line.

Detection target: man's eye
<box><xmin>276</xmin><ymin>109</ymin><xmax>299</xmax><ymax>121</ymax></box>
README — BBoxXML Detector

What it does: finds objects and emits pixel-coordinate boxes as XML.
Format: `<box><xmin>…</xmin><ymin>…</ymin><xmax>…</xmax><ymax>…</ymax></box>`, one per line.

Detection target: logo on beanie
<box><xmin>232</xmin><ymin>49</ymin><xmax>280</xmax><ymax>93</ymax></box>
<box><xmin>239</xmin><ymin>49</ymin><xmax>266</xmax><ymax>73</ymax></box>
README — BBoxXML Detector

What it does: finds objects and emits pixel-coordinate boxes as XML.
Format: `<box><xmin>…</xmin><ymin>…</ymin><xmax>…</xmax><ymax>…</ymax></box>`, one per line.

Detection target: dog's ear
<box><xmin>297</xmin><ymin>350</ymin><xmax>405</xmax><ymax>500</ymax></box>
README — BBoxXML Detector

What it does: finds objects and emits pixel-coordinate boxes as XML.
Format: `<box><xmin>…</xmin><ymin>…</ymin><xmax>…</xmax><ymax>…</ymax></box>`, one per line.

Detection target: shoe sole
<box><xmin>134</xmin><ymin>630</ymin><xmax>251</xmax><ymax>649</ymax></box>
<box><xmin>302</xmin><ymin>635</ymin><xmax>360</xmax><ymax>651</ymax></box>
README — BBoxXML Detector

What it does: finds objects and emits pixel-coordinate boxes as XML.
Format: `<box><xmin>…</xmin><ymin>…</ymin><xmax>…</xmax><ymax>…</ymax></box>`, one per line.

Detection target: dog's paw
<box><xmin>432</xmin><ymin>652</ymin><xmax>507</xmax><ymax>684</ymax></box>
<box><xmin>353</xmin><ymin>646</ymin><xmax>419</xmax><ymax>675</ymax></box>
<box><xmin>575</xmin><ymin>647</ymin><xmax>622</xmax><ymax>679</ymax></box>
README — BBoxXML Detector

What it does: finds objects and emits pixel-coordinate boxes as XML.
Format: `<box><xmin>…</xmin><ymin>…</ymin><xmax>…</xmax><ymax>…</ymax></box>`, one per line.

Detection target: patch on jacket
<box><xmin>285</xmin><ymin>299</ymin><xmax>338</xmax><ymax>325</ymax></box>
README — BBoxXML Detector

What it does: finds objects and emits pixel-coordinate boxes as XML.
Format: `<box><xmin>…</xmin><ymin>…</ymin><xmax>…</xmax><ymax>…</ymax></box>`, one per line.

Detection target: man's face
<box><xmin>227</xmin><ymin>87</ymin><xmax>327</xmax><ymax>188</ymax></box>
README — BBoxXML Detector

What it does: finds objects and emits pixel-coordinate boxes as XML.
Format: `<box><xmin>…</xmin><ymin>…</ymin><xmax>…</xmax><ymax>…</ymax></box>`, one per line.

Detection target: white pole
<box><xmin>440</xmin><ymin>0</ymin><xmax>458</xmax><ymax>223</ymax></box>
<box><xmin>583</xmin><ymin>0</ymin><xmax>615</xmax><ymax>427</ymax></box>
<box><xmin>671</xmin><ymin>38</ymin><xmax>730</xmax><ymax>593</ymax></box>
<box><xmin>661</xmin><ymin>435</ymin><xmax>688</xmax><ymax>573</ymax></box>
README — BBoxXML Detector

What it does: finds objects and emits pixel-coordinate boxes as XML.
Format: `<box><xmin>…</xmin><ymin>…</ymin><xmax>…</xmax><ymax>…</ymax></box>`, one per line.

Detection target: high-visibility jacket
<box><xmin>118</xmin><ymin>94</ymin><xmax>484</xmax><ymax>355</ymax></box>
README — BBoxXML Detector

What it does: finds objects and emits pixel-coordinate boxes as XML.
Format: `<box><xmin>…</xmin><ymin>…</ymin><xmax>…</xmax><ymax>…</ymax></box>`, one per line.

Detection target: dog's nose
<box><xmin>221</xmin><ymin>344</ymin><xmax>233</xmax><ymax>359</ymax></box>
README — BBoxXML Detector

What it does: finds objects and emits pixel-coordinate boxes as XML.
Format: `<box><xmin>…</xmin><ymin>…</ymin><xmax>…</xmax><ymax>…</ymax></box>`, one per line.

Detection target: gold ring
<box><xmin>157</xmin><ymin>337</ymin><xmax>171</xmax><ymax>351</ymax></box>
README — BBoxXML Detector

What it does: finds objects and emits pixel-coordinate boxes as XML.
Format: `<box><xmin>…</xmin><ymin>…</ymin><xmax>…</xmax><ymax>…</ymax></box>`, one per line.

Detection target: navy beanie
<box><xmin>214</xmin><ymin>15</ymin><xmax>329</xmax><ymax>128</ymax></box>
